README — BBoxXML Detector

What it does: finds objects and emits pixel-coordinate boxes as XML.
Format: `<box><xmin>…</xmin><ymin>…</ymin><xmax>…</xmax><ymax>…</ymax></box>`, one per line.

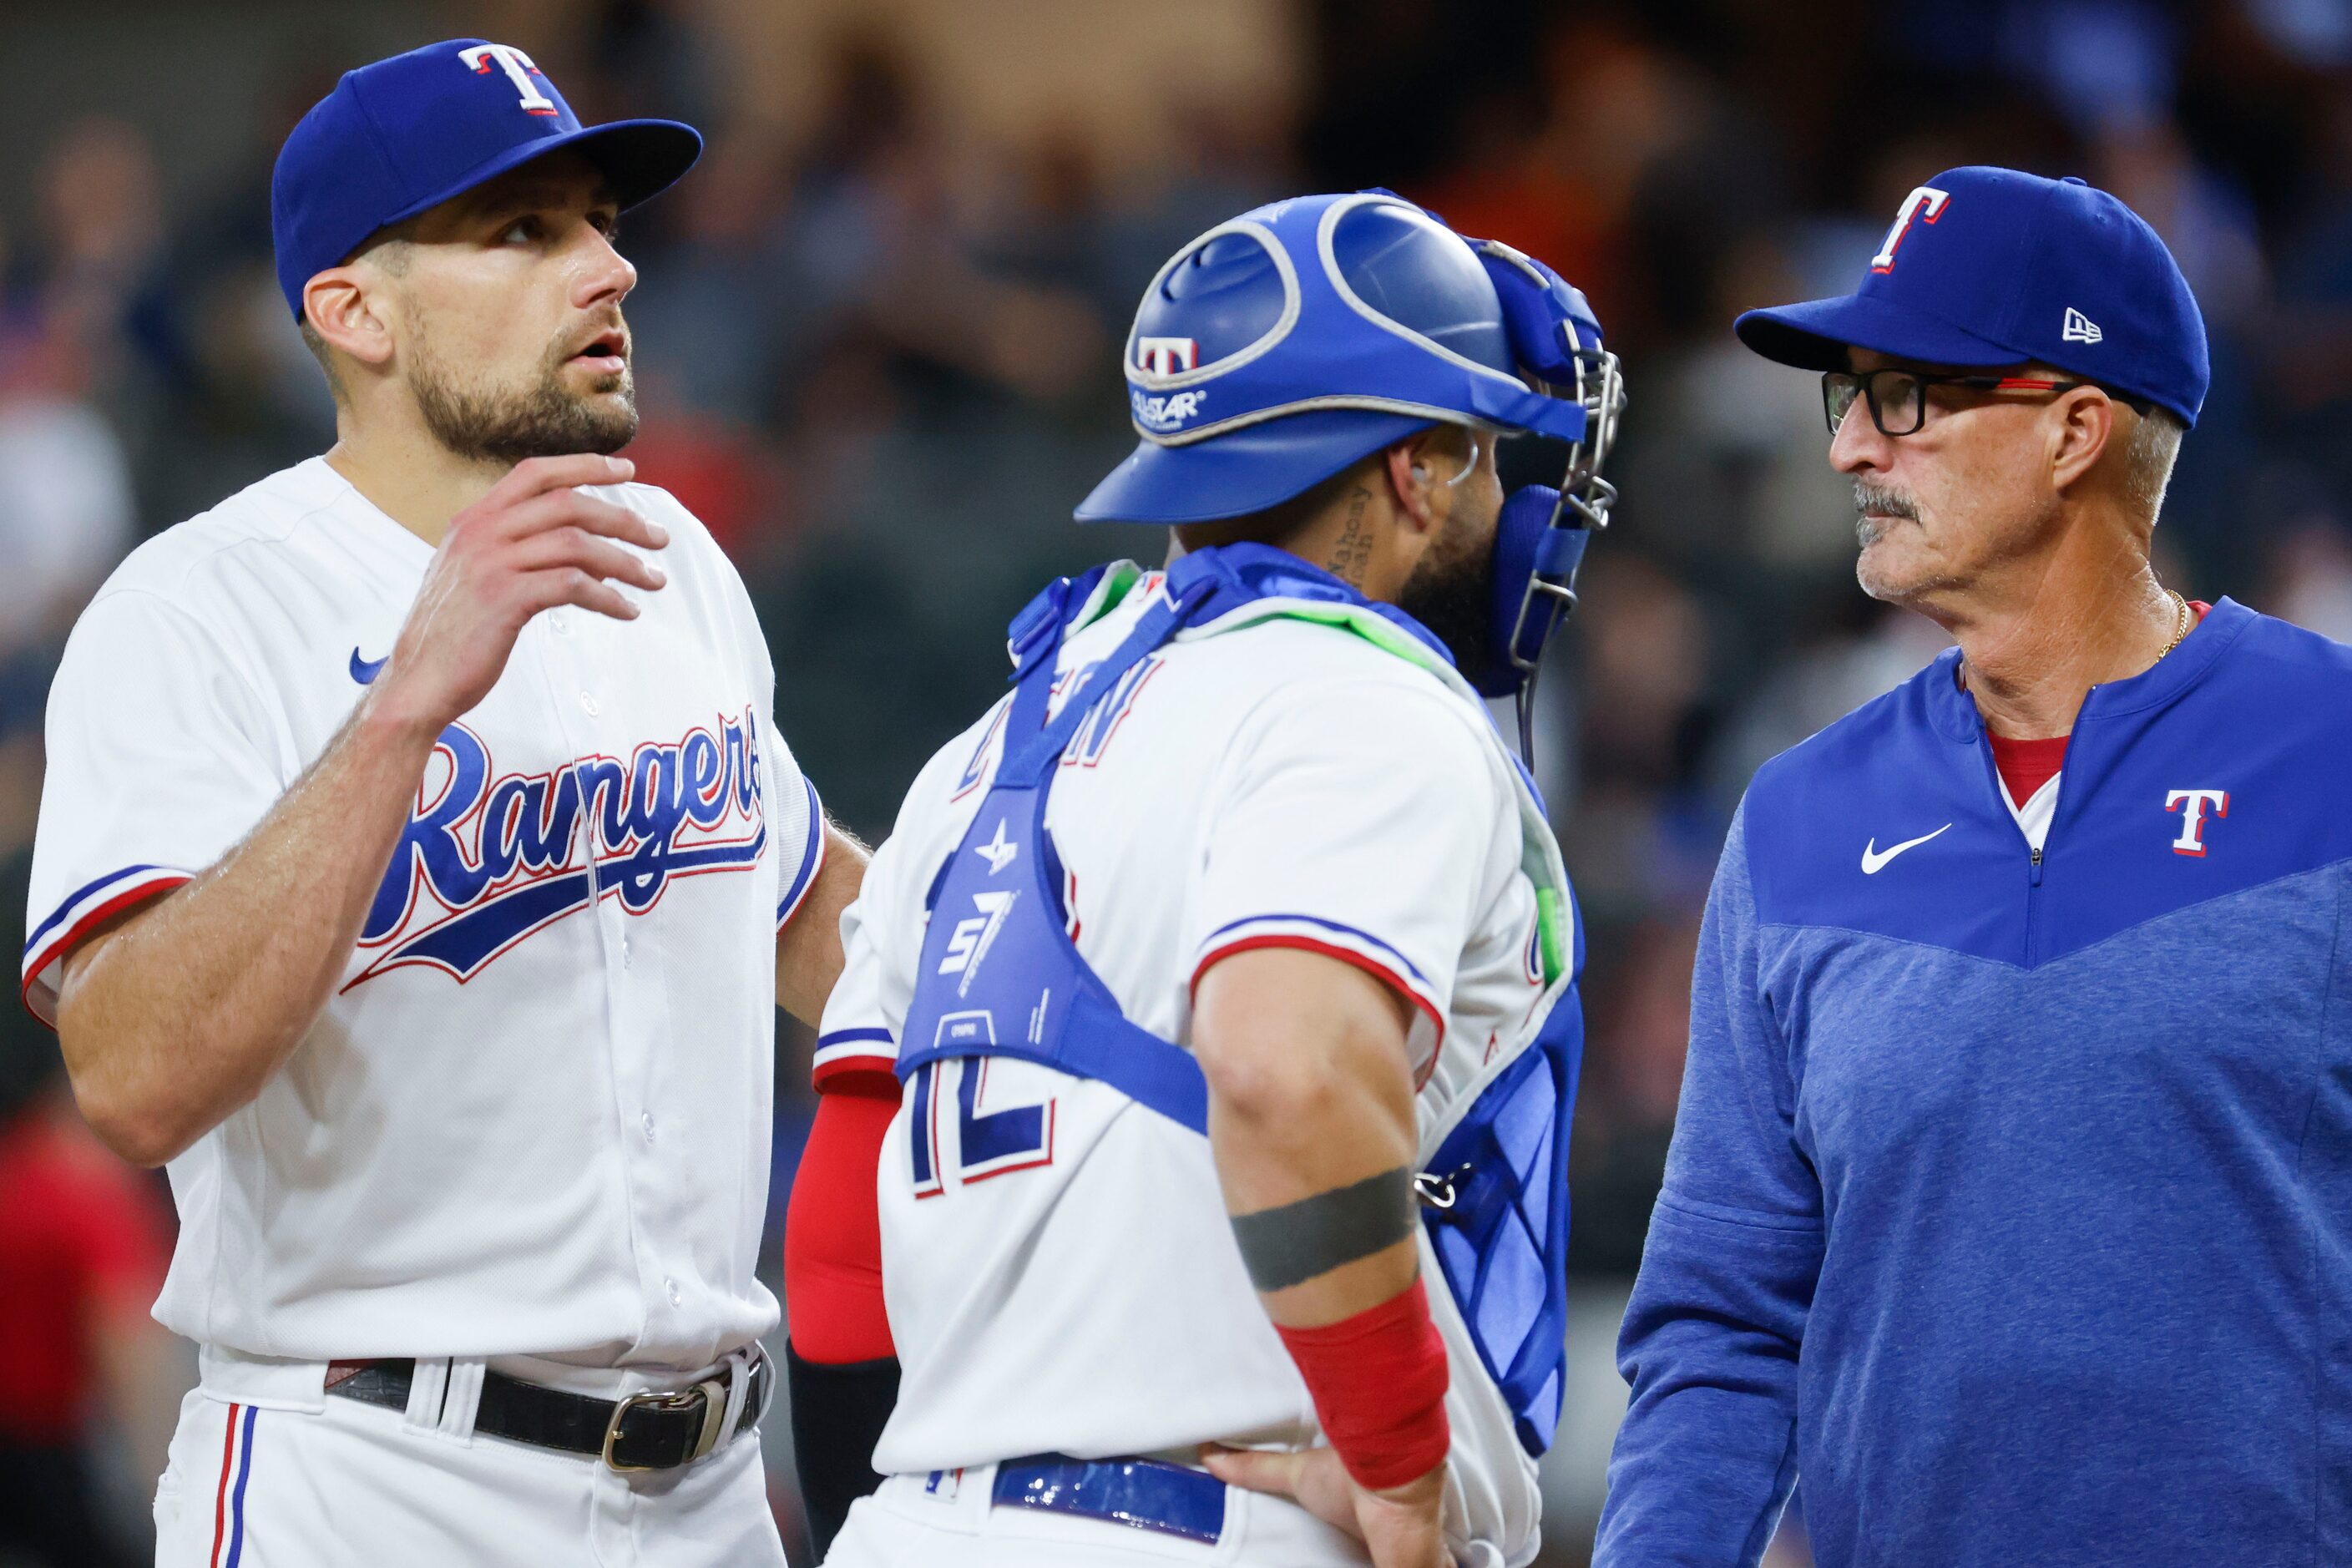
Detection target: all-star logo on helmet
<box><xmin>1130</xmin><ymin>388</ymin><xmax>1209</xmax><ymax>433</ymax></box>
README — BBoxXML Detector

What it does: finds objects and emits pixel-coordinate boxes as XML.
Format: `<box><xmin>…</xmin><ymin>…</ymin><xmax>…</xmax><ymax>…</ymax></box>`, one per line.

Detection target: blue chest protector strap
<box><xmin>894</xmin><ymin>568</ymin><xmax>1217</xmax><ymax>1131</ymax></box>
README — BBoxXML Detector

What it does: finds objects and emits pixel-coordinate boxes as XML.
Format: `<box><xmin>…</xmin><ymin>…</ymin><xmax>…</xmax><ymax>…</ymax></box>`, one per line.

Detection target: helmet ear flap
<box><xmin>1469</xmin><ymin>239</ymin><xmax>1603</xmax><ymax>383</ymax></box>
<box><xmin>1479</xmin><ymin>485</ymin><xmax>1577</xmax><ymax>699</ymax></box>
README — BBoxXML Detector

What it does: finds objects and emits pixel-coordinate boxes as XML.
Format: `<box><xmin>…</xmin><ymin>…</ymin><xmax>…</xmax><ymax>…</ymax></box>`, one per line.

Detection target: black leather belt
<box><xmin>326</xmin><ymin>1349</ymin><xmax>771</xmax><ymax>1472</ymax></box>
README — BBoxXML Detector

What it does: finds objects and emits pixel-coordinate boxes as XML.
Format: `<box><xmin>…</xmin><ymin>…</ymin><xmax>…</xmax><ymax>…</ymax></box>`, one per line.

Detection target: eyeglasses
<box><xmin>1821</xmin><ymin>367</ymin><xmax>2126</xmax><ymax>438</ymax></box>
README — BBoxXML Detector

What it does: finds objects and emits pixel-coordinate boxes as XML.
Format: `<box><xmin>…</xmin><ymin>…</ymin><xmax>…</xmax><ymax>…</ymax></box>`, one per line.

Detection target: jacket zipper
<box><xmin>2019</xmin><ymin>688</ymin><xmax>2090</xmax><ymax>964</ymax></box>
<box><xmin>2023</xmin><ymin>841</ymin><xmax>2042</xmax><ymax>964</ymax></box>
<box><xmin>1977</xmin><ymin>719</ymin><xmax>2051</xmax><ymax>961</ymax></box>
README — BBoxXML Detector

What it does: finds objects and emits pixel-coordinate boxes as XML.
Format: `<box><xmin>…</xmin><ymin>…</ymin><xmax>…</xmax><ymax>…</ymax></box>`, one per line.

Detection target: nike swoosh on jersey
<box><xmin>1860</xmin><ymin>823</ymin><xmax>1952</xmax><ymax>874</ymax></box>
<box><xmin>349</xmin><ymin>647</ymin><xmax>387</xmax><ymax>685</ymax></box>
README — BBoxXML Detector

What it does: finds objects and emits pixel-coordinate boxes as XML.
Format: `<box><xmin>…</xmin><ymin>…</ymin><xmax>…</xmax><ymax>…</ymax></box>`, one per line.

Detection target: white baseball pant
<box><xmin>152</xmin><ymin>1363</ymin><xmax>787</xmax><ymax>1567</ymax></box>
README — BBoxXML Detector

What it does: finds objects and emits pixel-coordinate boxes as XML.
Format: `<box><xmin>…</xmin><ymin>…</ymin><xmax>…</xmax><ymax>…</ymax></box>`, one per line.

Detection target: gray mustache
<box><xmin>1854</xmin><ymin>481</ymin><xmax>1919</xmax><ymax>521</ymax></box>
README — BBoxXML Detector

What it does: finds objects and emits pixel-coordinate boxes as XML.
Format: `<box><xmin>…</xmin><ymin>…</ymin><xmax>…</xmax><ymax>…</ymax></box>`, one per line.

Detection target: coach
<box><xmin>1596</xmin><ymin>165</ymin><xmax>2352</xmax><ymax>1568</ymax></box>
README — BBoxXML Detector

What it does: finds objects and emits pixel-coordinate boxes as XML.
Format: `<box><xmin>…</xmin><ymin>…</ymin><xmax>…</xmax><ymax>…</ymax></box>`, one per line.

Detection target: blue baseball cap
<box><xmin>1736</xmin><ymin>166</ymin><xmax>2208</xmax><ymax>427</ymax></box>
<box><xmin>271</xmin><ymin>38</ymin><xmax>701</xmax><ymax>320</ymax></box>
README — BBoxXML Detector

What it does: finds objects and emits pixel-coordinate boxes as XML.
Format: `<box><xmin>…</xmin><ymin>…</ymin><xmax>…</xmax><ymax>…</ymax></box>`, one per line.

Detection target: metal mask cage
<box><xmin>1502</xmin><ymin>343</ymin><xmax>1628</xmax><ymax>758</ymax></box>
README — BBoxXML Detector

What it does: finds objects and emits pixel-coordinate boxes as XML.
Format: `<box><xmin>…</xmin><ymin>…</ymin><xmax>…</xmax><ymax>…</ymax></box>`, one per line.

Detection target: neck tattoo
<box><xmin>1328</xmin><ymin>488</ymin><xmax>1373</xmax><ymax>588</ymax></box>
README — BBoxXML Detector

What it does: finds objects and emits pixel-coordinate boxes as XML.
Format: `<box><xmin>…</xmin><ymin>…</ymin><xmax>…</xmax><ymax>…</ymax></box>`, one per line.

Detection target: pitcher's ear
<box><xmin>304</xmin><ymin>269</ymin><xmax>396</xmax><ymax>371</ymax></box>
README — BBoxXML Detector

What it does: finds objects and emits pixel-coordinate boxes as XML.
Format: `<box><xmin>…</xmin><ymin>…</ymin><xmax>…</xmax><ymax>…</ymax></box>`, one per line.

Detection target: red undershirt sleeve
<box><xmin>783</xmin><ymin>1071</ymin><xmax>899</xmax><ymax>1364</ymax></box>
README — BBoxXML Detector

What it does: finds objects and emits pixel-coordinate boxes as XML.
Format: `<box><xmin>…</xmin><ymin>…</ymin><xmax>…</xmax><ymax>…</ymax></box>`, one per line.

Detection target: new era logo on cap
<box><xmin>2062</xmin><ymin>307</ymin><xmax>2103</xmax><ymax>344</ymax></box>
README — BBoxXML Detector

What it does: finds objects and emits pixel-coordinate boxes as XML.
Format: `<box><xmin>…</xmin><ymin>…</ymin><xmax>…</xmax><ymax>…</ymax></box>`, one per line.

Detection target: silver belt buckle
<box><xmin>601</xmin><ymin>1375</ymin><xmax>731</xmax><ymax>1472</ymax></box>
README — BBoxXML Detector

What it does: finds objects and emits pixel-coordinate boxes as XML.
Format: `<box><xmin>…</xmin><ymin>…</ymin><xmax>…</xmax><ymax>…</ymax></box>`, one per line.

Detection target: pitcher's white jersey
<box><xmin>817</xmin><ymin>566</ymin><xmax>1564</xmax><ymax>1560</ymax></box>
<box><xmin>24</xmin><ymin>457</ymin><xmax>822</xmax><ymax>1375</ymax></box>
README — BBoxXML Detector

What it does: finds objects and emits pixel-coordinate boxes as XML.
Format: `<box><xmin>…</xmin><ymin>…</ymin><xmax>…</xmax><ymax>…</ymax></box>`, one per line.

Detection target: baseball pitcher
<box><xmin>23</xmin><ymin>41</ymin><xmax>863</xmax><ymax>1565</ymax></box>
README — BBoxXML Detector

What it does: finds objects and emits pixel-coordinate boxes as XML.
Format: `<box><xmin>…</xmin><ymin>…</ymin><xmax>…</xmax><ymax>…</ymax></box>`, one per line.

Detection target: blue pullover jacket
<box><xmin>1596</xmin><ymin>599</ymin><xmax>2352</xmax><ymax>1568</ymax></box>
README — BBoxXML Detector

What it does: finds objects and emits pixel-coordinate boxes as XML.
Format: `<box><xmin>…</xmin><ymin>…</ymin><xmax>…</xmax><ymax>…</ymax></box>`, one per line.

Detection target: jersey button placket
<box><xmin>539</xmin><ymin>630</ymin><xmax>669</xmax><ymax>1345</ymax></box>
<box><xmin>518</xmin><ymin>606</ymin><xmax>682</xmax><ymax>1344</ymax></box>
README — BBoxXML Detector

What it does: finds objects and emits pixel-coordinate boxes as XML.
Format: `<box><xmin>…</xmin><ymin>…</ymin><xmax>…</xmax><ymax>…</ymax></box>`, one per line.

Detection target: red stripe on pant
<box><xmin>210</xmin><ymin>1402</ymin><xmax>240</xmax><ymax>1568</ymax></box>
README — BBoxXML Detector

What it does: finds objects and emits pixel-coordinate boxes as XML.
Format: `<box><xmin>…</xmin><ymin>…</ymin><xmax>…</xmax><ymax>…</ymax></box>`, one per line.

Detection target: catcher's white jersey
<box><xmin>817</xmin><ymin>566</ymin><xmax>1560</xmax><ymax>1561</ymax></box>
<box><xmin>24</xmin><ymin>456</ymin><xmax>819</xmax><ymax>1376</ymax></box>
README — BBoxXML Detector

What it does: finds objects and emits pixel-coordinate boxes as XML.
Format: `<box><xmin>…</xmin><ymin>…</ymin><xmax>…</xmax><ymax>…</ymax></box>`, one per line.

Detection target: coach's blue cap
<box><xmin>271</xmin><ymin>38</ymin><xmax>701</xmax><ymax>319</ymax></box>
<box><xmin>1736</xmin><ymin>166</ymin><xmax>2208</xmax><ymax>426</ymax></box>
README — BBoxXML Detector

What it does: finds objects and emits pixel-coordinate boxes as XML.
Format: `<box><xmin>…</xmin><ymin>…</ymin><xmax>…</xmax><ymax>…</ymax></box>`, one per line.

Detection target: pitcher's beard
<box><xmin>410</xmin><ymin>330</ymin><xmax>638</xmax><ymax>465</ymax></box>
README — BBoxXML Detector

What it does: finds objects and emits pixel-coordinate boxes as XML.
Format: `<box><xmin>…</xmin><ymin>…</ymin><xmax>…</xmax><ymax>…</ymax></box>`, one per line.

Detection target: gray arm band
<box><xmin>1228</xmin><ymin>1166</ymin><xmax>1416</xmax><ymax>1293</ymax></box>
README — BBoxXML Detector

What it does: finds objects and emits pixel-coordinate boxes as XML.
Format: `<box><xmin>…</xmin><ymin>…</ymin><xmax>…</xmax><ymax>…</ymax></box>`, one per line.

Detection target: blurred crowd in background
<box><xmin>8</xmin><ymin>1</ymin><xmax>2352</xmax><ymax>1563</ymax></box>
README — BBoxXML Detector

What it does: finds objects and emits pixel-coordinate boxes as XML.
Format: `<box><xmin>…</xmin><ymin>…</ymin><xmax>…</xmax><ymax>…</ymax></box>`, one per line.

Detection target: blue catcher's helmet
<box><xmin>1076</xmin><ymin>190</ymin><xmax>1626</xmax><ymax>716</ymax></box>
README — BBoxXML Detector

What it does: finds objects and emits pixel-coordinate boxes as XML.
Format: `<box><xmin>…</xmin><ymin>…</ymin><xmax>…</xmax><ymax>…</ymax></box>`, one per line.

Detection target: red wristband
<box><xmin>1273</xmin><ymin>1277</ymin><xmax>1451</xmax><ymax>1490</ymax></box>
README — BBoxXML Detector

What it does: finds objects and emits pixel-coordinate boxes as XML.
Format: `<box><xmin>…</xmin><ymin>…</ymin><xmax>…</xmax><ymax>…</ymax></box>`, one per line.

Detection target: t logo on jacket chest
<box><xmin>2165</xmin><ymin>788</ymin><xmax>2228</xmax><ymax>857</ymax></box>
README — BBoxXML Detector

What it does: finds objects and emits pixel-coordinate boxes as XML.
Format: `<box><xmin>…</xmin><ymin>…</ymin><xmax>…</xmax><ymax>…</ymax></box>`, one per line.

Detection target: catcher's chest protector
<box><xmin>895</xmin><ymin>546</ymin><xmax>1585</xmax><ymax>1456</ymax></box>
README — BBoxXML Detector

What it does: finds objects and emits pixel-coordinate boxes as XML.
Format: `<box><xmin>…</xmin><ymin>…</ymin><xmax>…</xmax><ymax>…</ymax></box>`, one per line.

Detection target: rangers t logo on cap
<box><xmin>459</xmin><ymin>43</ymin><xmax>559</xmax><ymax>115</ymax></box>
<box><xmin>1869</xmin><ymin>185</ymin><xmax>1951</xmax><ymax>273</ymax></box>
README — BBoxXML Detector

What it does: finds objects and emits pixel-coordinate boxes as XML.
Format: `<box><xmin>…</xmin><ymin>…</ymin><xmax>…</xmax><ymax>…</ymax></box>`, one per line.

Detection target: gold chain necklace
<box><xmin>1958</xmin><ymin>589</ymin><xmax>2193</xmax><ymax>695</ymax></box>
<box><xmin>2156</xmin><ymin>589</ymin><xmax>2192</xmax><ymax>660</ymax></box>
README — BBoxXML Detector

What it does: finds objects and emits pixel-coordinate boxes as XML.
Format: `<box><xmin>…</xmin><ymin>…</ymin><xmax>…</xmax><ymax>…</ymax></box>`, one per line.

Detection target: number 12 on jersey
<box><xmin>908</xmin><ymin>1055</ymin><xmax>1059</xmax><ymax>1196</ymax></box>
